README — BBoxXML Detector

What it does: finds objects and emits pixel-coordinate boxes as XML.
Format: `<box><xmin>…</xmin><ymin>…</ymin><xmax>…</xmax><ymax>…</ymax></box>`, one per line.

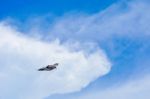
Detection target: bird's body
<box><xmin>38</xmin><ymin>63</ymin><xmax>59</xmax><ymax>71</ymax></box>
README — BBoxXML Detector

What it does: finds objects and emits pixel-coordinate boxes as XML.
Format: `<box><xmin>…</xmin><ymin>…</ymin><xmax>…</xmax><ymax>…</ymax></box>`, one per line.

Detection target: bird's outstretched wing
<box><xmin>38</xmin><ymin>67</ymin><xmax>46</xmax><ymax>71</ymax></box>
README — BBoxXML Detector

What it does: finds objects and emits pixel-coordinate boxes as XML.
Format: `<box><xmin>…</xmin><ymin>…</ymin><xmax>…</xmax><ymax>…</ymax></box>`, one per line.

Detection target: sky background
<box><xmin>0</xmin><ymin>0</ymin><xmax>117</xmax><ymax>19</ymax></box>
<box><xmin>0</xmin><ymin>0</ymin><xmax>150</xmax><ymax>99</ymax></box>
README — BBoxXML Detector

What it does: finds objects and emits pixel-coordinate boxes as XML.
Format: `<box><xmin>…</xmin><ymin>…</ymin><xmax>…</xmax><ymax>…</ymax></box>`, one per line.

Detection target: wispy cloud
<box><xmin>70</xmin><ymin>75</ymin><xmax>150</xmax><ymax>99</ymax></box>
<box><xmin>44</xmin><ymin>0</ymin><xmax>150</xmax><ymax>99</ymax></box>
<box><xmin>46</xmin><ymin>0</ymin><xmax>150</xmax><ymax>42</ymax></box>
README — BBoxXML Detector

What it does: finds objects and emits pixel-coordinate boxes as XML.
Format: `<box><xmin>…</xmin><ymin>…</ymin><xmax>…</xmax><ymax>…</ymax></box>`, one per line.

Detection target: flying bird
<box><xmin>38</xmin><ymin>63</ymin><xmax>59</xmax><ymax>71</ymax></box>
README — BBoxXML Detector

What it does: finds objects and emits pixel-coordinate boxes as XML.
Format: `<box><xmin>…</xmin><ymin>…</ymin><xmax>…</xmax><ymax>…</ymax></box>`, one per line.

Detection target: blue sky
<box><xmin>0</xmin><ymin>0</ymin><xmax>150</xmax><ymax>99</ymax></box>
<box><xmin>0</xmin><ymin>0</ymin><xmax>117</xmax><ymax>20</ymax></box>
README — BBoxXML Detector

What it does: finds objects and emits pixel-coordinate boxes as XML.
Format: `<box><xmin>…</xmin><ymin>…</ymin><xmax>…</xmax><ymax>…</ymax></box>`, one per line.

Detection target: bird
<box><xmin>38</xmin><ymin>63</ymin><xmax>59</xmax><ymax>71</ymax></box>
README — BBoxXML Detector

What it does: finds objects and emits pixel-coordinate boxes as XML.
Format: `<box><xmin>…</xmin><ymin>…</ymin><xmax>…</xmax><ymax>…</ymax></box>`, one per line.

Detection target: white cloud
<box><xmin>0</xmin><ymin>22</ymin><xmax>111</xmax><ymax>99</ymax></box>
<box><xmin>0</xmin><ymin>0</ymin><xmax>149</xmax><ymax>99</ymax></box>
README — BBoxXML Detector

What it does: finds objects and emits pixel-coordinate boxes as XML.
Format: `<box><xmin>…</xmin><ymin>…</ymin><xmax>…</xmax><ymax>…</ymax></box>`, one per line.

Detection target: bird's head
<box><xmin>54</xmin><ymin>63</ymin><xmax>59</xmax><ymax>66</ymax></box>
